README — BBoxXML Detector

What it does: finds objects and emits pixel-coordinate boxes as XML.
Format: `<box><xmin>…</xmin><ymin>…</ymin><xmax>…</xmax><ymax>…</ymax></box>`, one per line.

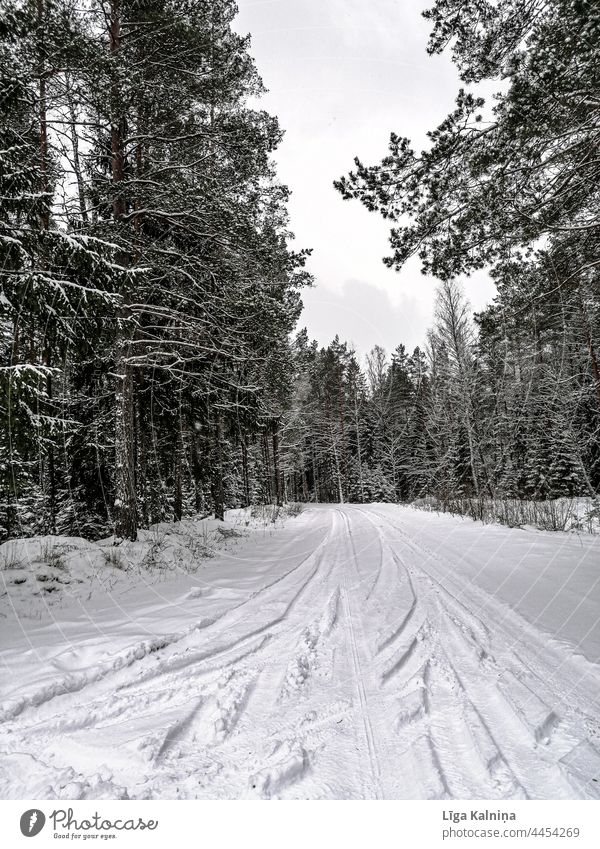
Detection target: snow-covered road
<box><xmin>1</xmin><ymin>505</ymin><xmax>599</xmax><ymax>800</ymax></box>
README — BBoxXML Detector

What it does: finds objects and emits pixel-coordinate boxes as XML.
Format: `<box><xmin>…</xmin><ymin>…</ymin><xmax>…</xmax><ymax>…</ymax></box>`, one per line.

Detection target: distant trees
<box><xmin>328</xmin><ymin>0</ymin><xmax>600</xmax><ymax>509</ymax></box>
<box><xmin>281</xmin><ymin>277</ymin><xmax>598</xmax><ymax>507</ymax></box>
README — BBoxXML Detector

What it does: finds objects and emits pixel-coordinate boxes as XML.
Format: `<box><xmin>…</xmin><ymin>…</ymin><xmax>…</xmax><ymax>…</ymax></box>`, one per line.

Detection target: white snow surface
<box><xmin>1</xmin><ymin>504</ymin><xmax>599</xmax><ymax>800</ymax></box>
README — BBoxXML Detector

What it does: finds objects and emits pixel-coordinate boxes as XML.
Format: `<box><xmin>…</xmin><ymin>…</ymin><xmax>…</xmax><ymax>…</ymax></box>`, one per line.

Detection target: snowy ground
<box><xmin>1</xmin><ymin>504</ymin><xmax>599</xmax><ymax>800</ymax></box>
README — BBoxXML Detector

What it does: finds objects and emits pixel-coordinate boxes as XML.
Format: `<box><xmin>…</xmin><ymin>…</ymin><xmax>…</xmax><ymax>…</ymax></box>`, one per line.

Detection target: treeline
<box><xmin>277</xmin><ymin>278</ymin><xmax>599</xmax><ymax>507</ymax></box>
<box><xmin>1</xmin><ymin>0</ymin><xmax>309</xmax><ymax>541</ymax></box>
<box><xmin>331</xmin><ymin>0</ymin><xmax>600</xmax><ymax>508</ymax></box>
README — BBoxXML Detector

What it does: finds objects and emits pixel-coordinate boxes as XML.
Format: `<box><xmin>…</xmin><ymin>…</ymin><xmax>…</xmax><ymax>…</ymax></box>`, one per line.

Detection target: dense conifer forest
<box><xmin>1</xmin><ymin>0</ymin><xmax>599</xmax><ymax>542</ymax></box>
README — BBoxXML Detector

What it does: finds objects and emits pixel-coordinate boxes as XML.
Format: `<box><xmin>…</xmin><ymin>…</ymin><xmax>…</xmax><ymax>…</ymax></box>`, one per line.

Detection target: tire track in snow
<box><xmin>338</xmin><ymin>508</ymin><xmax>385</xmax><ymax>799</ymax></box>
<box><xmin>361</xmin><ymin>505</ymin><xmax>586</xmax><ymax>798</ymax></box>
<box><xmin>379</xmin><ymin>508</ymin><xmax>596</xmax><ymax>699</ymax></box>
<box><xmin>371</xmin><ymin>506</ymin><xmax>597</xmax><ymax>707</ymax></box>
<box><xmin>0</xmin><ymin>517</ymin><xmax>335</xmax><ymax>726</ymax></box>
<box><xmin>1</xmin><ymin>513</ymin><xmax>341</xmax><ymax>800</ymax></box>
<box><xmin>161</xmin><ymin>509</ymin><xmax>343</xmax><ymax>797</ymax></box>
<box><xmin>354</xmin><ymin>506</ymin><xmax>534</xmax><ymax>798</ymax></box>
<box><xmin>117</xmin><ymin>511</ymin><xmax>339</xmax><ymax>693</ymax></box>
<box><xmin>376</xmin><ymin>570</ymin><xmax>417</xmax><ymax>655</ymax></box>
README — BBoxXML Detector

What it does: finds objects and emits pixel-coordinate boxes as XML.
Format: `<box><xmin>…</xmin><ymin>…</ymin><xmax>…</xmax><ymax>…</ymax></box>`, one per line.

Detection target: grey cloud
<box><xmin>298</xmin><ymin>279</ymin><xmax>427</xmax><ymax>359</ymax></box>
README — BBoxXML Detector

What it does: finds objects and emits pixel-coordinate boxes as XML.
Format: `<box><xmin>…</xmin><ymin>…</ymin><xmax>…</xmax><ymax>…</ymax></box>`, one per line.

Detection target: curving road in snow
<box><xmin>1</xmin><ymin>504</ymin><xmax>599</xmax><ymax>799</ymax></box>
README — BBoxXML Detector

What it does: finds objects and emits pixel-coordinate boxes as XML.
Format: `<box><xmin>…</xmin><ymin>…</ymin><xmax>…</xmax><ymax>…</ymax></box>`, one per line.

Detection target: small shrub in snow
<box><xmin>217</xmin><ymin>526</ymin><xmax>242</xmax><ymax>539</ymax></box>
<box><xmin>0</xmin><ymin>547</ymin><xmax>22</xmax><ymax>571</ymax></box>
<box><xmin>140</xmin><ymin>529</ymin><xmax>168</xmax><ymax>571</ymax></box>
<box><xmin>40</xmin><ymin>542</ymin><xmax>67</xmax><ymax>571</ymax></box>
<box><xmin>103</xmin><ymin>548</ymin><xmax>126</xmax><ymax>570</ymax></box>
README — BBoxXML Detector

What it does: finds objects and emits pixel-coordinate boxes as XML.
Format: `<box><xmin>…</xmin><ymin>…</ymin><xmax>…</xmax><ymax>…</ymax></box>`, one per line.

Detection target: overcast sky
<box><xmin>234</xmin><ymin>0</ymin><xmax>497</xmax><ymax>358</ymax></box>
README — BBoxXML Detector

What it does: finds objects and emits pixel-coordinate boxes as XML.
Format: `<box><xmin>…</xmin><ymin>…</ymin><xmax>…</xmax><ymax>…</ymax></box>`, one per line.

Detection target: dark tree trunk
<box><xmin>190</xmin><ymin>428</ymin><xmax>204</xmax><ymax>513</ymax></box>
<box><xmin>114</xmin><ymin>357</ymin><xmax>137</xmax><ymax>540</ymax></box>
<box><xmin>109</xmin><ymin>0</ymin><xmax>126</xmax><ymax>220</ymax></box>
<box><xmin>212</xmin><ymin>416</ymin><xmax>225</xmax><ymax>521</ymax></box>
<box><xmin>312</xmin><ymin>443</ymin><xmax>319</xmax><ymax>503</ymax></box>
<box><xmin>240</xmin><ymin>434</ymin><xmax>250</xmax><ymax>507</ymax></box>
<box><xmin>262</xmin><ymin>431</ymin><xmax>272</xmax><ymax>503</ymax></box>
<box><xmin>173</xmin><ymin>414</ymin><xmax>183</xmax><ymax>522</ymax></box>
<box><xmin>108</xmin><ymin>0</ymin><xmax>137</xmax><ymax>539</ymax></box>
<box><xmin>272</xmin><ymin>421</ymin><xmax>282</xmax><ymax>505</ymax></box>
<box><xmin>45</xmin><ymin>373</ymin><xmax>56</xmax><ymax>534</ymax></box>
<box><xmin>36</xmin><ymin>0</ymin><xmax>55</xmax><ymax>530</ymax></box>
<box><xmin>136</xmin><ymin>372</ymin><xmax>149</xmax><ymax>527</ymax></box>
<box><xmin>37</xmin><ymin>0</ymin><xmax>50</xmax><ymax>230</ymax></box>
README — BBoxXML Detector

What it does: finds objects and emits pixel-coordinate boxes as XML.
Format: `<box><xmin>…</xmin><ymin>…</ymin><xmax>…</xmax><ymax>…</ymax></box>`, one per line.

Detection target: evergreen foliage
<box><xmin>1</xmin><ymin>0</ymin><xmax>598</xmax><ymax>543</ymax></box>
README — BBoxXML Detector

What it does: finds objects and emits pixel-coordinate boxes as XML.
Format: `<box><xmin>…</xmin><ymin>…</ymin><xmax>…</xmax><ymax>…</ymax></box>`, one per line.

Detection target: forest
<box><xmin>1</xmin><ymin>0</ymin><xmax>599</xmax><ymax>542</ymax></box>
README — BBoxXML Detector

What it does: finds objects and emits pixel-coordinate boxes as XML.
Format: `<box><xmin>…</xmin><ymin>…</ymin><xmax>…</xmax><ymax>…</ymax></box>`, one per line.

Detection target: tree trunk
<box><xmin>312</xmin><ymin>443</ymin><xmax>319</xmax><ymax>503</ymax></box>
<box><xmin>44</xmin><ymin>360</ymin><xmax>56</xmax><ymax>535</ymax></box>
<box><xmin>109</xmin><ymin>0</ymin><xmax>126</xmax><ymax>220</ymax></box>
<box><xmin>190</xmin><ymin>427</ymin><xmax>204</xmax><ymax>513</ymax></box>
<box><xmin>66</xmin><ymin>74</ymin><xmax>88</xmax><ymax>225</ymax></box>
<box><xmin>330</xmin><ymin>423</ymin><xmax>344</xmax><ymax>504</ymax></box>
<box><xmin>354</xmin><ymin>393</ymin><xmax>365</xmax><ymax>503</ymax></box>
<box><xmin>36</xmin><ymin>0</ymin><xmax>55</xmax><ymax>529</ymax></box>
<box><xmin>240</xmin><ymin>434</ymin><xmax>250</xmax><ymax>507</ymax></box>
<box><xmin>272</xmin><ymin>421</ymin><xmax>282</xmax><ymax>505</ymax></box>
<box><xmin>37</xmin><ymin>0</ymin><xmax>50</xmax><ymax>230</ymax></box>
<box><xmin>212</xmin><ymin>416</ymin><xmax>225</xmax><ymax>521</ymax></box>
<box><xmin>262</xmin><ymin>431</ymin><xmax>272</xmax><ymax>503</ymax></box>
<box><xmin>108</xmin><ymin>0</ymin><xmax>137</xmax><ymax>539</ymax></box>
<box><xmin>137</xmin><ymin>378</ymin><xmax>148</xmax><ymax>527</ymax></box>
<box><xmin>114</xmin><ymin>356</ymin><xmax>137</xmax><ymax>539</ymax></box>
<box><xmin>173</xmin><ymin>411</ymin><xmax>183</xmax><ymax>523</ymax></box>
<box><xmin>338</xmin><ymin>384</ymin><xmax>347</xmax><ymax>497</ymax></box>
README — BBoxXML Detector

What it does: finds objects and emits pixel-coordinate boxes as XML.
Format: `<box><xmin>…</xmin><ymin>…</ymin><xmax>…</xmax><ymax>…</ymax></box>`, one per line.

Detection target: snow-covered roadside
<box><xmin>411</xmin><ymin>496</ymin><xmax>600</xmax><ymax>535</ymax></box>
<box><xmin>0</xmin><ymin>506</ymin><xmax>306</xmax><ymax>722</ymax></box>
<box><xmin>0</xmin><ymin>506</ymin><xmax>301</xmax><ymax>619</ymax></box>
